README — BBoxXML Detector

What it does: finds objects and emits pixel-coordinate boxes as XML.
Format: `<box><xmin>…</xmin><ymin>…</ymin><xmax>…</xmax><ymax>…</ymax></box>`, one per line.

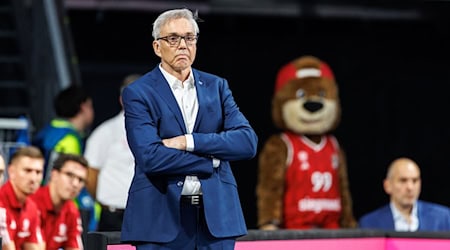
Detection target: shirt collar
<box><xmin>390</xmin><ymin>201</ymin><xmax>419</xmax><ymax>231</ymax></box>
<box><xmin>3</xmin><ymin>181</ymin><xmax>26</xmax><ymax>209</ymax></box>
<box><xmin>41</xmin><ymin>186</ymin><xmax>56</xmax><ymax>213</ymax></box>
<box><xmin>390</xmin><ymin>201</ymin><xmax>418</xmax><ymax>219</ymax></box>
<box><xmin>159</xmin><ymin>64</ymin><xmax>194</xmax><ymax>90</ymax></box>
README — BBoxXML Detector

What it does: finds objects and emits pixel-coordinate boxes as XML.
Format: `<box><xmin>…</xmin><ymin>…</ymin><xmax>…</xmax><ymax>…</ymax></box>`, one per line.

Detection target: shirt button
<box><xmin>177</xmin><ymin>181</ymin><xmax>183</xmax><ymax>187</ymax></box>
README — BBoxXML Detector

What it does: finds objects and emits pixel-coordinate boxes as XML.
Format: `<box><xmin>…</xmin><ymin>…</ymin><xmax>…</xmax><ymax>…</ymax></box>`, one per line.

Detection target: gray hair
<box><xmin>152</xmin><ymin>8</ymin><xmax>200</xmax><ymax>40</ymax></box>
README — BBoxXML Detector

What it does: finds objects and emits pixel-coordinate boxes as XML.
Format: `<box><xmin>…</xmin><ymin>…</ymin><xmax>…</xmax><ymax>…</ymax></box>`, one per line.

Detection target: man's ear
<box><xmin>383</xmin><ymin>179</ymin><xmax>391</xmax><ymax>195</ymax></box>
<box><xmin>7</xmin><ymin>164</ymin><xmax>14</xmax><ymax>179</ymax></box>
<box><xmin>153</xmin><ymin>40</ymin><xmax>161</xmax><ymax>57</ymax></box>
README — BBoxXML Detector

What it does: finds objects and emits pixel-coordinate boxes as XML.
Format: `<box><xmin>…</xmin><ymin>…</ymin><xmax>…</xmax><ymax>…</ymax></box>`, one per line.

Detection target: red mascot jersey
<box><xmin>281</xmin><ymin>132</ymin><xmax>342</xmax><ymax>229</ymax></box>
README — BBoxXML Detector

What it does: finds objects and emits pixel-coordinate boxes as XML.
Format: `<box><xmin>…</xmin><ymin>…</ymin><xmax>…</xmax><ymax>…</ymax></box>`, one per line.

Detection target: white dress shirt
<box><xmin>391</xmin><ymin>202</ymin><xmax>419</xmax><ymax>231</ymax></box>
<box><xmin>159</xmin><ymin>65</ymin><xmax>202</xmax><ymax>195</ymax></box>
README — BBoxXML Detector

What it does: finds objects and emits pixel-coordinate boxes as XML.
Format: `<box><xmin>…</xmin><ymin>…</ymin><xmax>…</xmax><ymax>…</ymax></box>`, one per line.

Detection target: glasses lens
<box><xmin>159</xmin><ymin>34</ymin><xmax>197</xmax><ymax>46</ymax></box>
<box><xmin>168</xmin><ymin>35</ymin><xmax>180</xmax><ymax>45</ymax></box>
<box><xmin>62</xmin><ymin>171</ymin><xmax>86</xmax><ymax>184</ymax></box>
<box><xmin>186</xmin><ymin>35</ymin><xmax>197</xmax><ymax>43</ymax></box>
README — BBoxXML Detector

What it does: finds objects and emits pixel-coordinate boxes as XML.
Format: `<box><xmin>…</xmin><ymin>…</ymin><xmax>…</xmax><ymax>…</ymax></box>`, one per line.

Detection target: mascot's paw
<box><xmin>340</xmin><ymin>216</ymin><xmax>358</xmax><ymax>228</ymax></box>
<box><xmin>259</xmin><ymin>224</ymin><xmax>280</xmax><ymax>231</ymax></box>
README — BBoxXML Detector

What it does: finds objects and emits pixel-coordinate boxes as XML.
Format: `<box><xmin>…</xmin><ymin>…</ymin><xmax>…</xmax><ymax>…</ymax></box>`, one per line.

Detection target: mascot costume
<box><xmin>257</xmin><ymin>55</ymin><xmax>357</xmax><ymax>229</ymax></box>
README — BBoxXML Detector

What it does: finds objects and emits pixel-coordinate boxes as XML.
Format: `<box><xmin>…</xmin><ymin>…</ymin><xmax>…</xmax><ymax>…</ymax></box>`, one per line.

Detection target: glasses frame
<box><xmin>157</xmin><ymin>34</ymin><xmax>199</xmax><ymax>46</ymax></box>
<box><xmin>59</xmin><ymin>170</ymin><xmax>86</xmax><ymax>185</ymax></box>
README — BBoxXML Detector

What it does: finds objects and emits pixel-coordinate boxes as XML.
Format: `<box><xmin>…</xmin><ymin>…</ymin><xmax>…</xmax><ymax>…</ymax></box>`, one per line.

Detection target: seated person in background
<box><xmin>0</xmin><ymin>152</ymin><xmax>5</xmax><ymax>182</ymax></box>
<box><xmin>30</xmin><ymin>153</ymin><xmax>88</xmax><ymax>250</ymax></box>
<box><xmin>0</xmin><ymin>146</ymin><xmax>45</xmax><ymax>250</ymax></box>
<box><xmin>359</xmin><ymin>157</ymin><xmax>450</xmax><ymax>231</ymax></box>
<box><xmin>0</xmin><ymin>153</ymin><xmax>16</xmax><ymax>250</ymax></box>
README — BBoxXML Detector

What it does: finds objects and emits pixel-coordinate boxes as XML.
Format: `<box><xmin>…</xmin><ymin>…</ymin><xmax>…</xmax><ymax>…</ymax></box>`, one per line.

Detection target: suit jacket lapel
<box><xmin>193</xmin><ymin>69</ymin><xmax>208</xmax><ymax>132</ymax></box>
<box><xmin>385</xmin><ymin>205</ymin><xmax>396</xmax><ymax>230</ymax></box>
<box><xmin>150</xmin><ymin>68</ymin><xmax>186</xmax><ymax>133</ymax></box>
<box><xmin>416</xmin><ymin>201</ymin><xmax>425</xmax><ymax>230</ymax></box>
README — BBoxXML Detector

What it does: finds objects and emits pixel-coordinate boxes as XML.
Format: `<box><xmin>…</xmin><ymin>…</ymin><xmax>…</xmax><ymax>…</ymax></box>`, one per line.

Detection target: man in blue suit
<box><xmin>359</xmin><ymin>157</ymin><xmax>450</xmax><ymax>231</ymax></box>
<box><xmin>120</xmin><ymin>8</ymin><xmax>258</xmax><ymax>250</ymax></box>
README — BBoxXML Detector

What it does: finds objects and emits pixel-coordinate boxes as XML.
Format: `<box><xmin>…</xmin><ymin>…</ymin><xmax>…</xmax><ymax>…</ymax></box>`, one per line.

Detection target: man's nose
<box><xmin>178</xmin><ymin>37</ymin><xmax>188</xmax><ymax>47</ymax></box>
<box><xmin>406</xmin><ymin>181</ymin><xmax>415</xmax><ymax>189</ymax></box>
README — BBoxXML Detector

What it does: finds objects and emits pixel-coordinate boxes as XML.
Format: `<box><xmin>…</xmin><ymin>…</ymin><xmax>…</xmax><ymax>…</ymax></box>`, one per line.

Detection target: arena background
<box><xmin>66</xmin><ymin>1</ymin><xmax>450</xmax><ymax>229</ymax></box>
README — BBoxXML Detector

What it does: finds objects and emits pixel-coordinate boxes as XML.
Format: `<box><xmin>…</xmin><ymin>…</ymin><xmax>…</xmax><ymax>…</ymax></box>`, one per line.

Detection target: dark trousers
<box><xmin>135</xmin><ymin>201</ymin><xmax>236</xmax><ymax>250</ymax></box>
<box><xmin>98</xmin><ymin>207</ymin><xmax>124</xmax><ymax>231</ymax></box>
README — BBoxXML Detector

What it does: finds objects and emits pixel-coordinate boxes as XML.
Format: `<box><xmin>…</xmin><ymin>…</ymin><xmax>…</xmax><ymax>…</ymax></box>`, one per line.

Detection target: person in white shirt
<box><xmin>84</xmin><ymin>74</ymin><xmax>141</xmax><ymax>231</ymax></box>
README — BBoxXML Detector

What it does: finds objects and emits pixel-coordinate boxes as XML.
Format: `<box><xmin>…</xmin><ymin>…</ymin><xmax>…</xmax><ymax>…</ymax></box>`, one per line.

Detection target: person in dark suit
<box><xmin>359</xmin><ymin>157</ymin><xmax>450</xmax><ymax>231</ymax></box>
<box><xmin>119</xmin><ymin>8</ymin><xmax>258</xmax><ymax>250</ymax></box>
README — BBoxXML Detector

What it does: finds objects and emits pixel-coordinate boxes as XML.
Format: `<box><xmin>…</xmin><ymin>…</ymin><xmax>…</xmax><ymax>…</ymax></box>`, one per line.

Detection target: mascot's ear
<box><xmin>271</xmin><ymin>96</ymin><xmax>284</xmax><ymax>129</ymax></box>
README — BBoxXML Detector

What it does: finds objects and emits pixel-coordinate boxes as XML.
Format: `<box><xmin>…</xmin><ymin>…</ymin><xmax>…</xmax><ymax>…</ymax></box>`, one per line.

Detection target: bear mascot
<box><xmin>256</xmin><ymin>55</ymin><xmax>357</xmax><ymax>230</ymax></box>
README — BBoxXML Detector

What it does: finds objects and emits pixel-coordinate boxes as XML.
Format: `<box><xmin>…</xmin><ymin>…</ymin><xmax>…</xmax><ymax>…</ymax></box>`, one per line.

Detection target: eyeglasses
<box><xmin>60</xmin><ymin>170</ymin><xmax>86</xmax><ymax>185</ymax></box>
<box><xmin>157</xmin><ymin>34</ymin><xmax>198</xmax><ymax>46</ymax></box>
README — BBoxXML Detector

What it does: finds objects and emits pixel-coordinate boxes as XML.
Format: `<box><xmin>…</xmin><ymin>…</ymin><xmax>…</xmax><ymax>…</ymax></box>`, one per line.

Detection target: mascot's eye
<box><xmin>296</xmin><ymin>89</ymin><xmax>305</xmax><ymax>99</ymax></box>
<box><xmin>318</xmin><ymin>90</ymin><xmax>326</xmax><ymax>97</ymax></box>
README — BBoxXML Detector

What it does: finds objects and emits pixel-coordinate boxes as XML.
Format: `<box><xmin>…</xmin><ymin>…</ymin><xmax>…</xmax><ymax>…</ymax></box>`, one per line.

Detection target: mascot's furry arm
<box><xmin>337</xmin><ymin>149</ymin><xmax>358</xmax><ymax>228</ymax></box>
<box><xmin>256</xmin><ymin>135</ymin><xmax>287</xmax><ymax>229</ymax></box>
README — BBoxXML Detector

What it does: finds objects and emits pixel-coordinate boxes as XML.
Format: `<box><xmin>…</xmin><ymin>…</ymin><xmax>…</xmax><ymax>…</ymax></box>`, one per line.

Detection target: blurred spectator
<box><xmin>1</xmin><ymin>153</ymin><xmax>16</xmax><ymax>250</ymax></box>
<box><xmin>0</xmin><ymin>146</ymin><xmax>44</xmax><ymax>249</ymax></box>
<box><xmin>32</xmin><ymin>84</ymin><xmax>94</xmax><ymax>182</ymax></box>
<box><xmin>32</xmin><ymin>84</ymin><xmax>100</xmax><ymax>235</ymax></box>
<box><xmin>359</xmin><ymin>157</ymin><xmax>450</xmax><ymax>231</ymax></box>
<box><xmin>0</xmin><ymin>152</ymin><xmax>5</xmax><ymax>183</ymax></box>
<box><xmin>31</xmin><ymin>153</ymin><xmax>88</xmax><ymax>250</ymax></box>
<box><xmin>84</xmin><ymin>74</ymin><xmax>140</xmax><ymax>231</ymax></box>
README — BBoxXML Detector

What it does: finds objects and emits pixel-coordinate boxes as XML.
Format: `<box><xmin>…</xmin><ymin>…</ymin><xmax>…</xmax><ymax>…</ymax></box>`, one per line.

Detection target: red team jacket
<box><xmin>0</xmin><ymin>181</ymin><xmax>43</xmax><ymax>248</ymax></box>
<box><xmin>31</xmin><ymin>185</ymin><xmax>84</xmax><ymax>250</ymax></box>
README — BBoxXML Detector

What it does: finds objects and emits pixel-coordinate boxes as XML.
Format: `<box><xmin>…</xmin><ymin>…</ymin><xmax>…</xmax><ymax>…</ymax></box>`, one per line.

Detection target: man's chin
<box><xmin>401</xmin><ymin>200</ymin><xmax>416</xmax><ymax>207</ymax></box>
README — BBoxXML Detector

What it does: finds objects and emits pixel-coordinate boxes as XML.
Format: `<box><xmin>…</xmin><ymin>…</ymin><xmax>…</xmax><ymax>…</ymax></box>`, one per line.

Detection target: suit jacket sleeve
<box><xmin>191</xmin><ymin>77</ymin><xmax>258</xmax><ymax>162</ymax></box>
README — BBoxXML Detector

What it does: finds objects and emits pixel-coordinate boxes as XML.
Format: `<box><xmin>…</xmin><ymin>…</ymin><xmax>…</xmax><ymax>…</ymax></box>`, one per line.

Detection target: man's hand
<box><xmin>162</xmin><ymin>135</ymin><xmax>187</xmax><ymax>150</ymax></box>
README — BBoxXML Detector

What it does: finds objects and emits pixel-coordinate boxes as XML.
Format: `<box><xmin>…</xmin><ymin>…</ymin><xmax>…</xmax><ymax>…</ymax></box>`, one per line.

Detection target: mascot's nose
<box><xmin>303</xmin><ymin>101</ymin><xmax>323</xmax><ymax>113</ymax></box>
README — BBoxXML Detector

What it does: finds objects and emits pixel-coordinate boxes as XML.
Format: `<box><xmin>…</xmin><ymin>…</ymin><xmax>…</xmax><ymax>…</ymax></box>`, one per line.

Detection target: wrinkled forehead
<box><xmin>161</xmin><ymin>18</ymin><xmax>196</xmax><ymax>34</ymax></box>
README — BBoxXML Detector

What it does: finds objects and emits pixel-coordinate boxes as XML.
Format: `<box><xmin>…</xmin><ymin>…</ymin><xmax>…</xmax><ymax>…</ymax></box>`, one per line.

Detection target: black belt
<box><xmin>181</xmin><ymin>195</ymin><xmax>203</xmax><ymax>206</ymax></box>
<box><xmin>100</xmin><ymin>204</ymin><xmax>125</xmax><ymax>213</ymax></box>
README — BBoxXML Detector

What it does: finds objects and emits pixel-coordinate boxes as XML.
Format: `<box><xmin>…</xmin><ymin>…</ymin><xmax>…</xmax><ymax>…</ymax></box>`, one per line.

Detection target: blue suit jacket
<box><xmin>120</xmin><ymin>66</ymin><xmax>258</xmax><ymax>243</ymax></box>
<box><xmin>359</xmin><ymin>200</ymin><xmax>450</xmax><ymax>231</ymax></box>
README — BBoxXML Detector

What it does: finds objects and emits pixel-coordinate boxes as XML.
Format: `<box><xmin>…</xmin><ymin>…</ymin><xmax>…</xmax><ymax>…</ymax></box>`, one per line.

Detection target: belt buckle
<box><xmin>191</xmin><ymin>195</ymin><xmax>200</xmax><ymax>205</ymax></box>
